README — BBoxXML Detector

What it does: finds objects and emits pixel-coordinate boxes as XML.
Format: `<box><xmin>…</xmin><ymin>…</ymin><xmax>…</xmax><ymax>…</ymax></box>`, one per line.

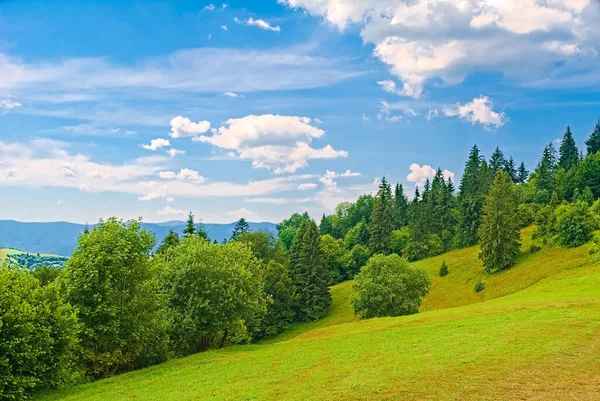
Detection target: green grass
<box><xmin>38</xmin><ymin>228</ymin><xmax>600</xmax><ymax>400</ymax></box>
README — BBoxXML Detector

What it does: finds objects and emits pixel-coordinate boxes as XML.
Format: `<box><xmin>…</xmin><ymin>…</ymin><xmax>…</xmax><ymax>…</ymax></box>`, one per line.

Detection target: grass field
<box><xmin>38</xmin><ymin>227</ymin><xmax>600</xmax><ymax>400</ymax></box>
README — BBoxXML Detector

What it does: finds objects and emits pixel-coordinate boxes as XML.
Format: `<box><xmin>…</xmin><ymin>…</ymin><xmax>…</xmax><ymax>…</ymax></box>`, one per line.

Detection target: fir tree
<box><xmin>231</xmin><ymin>218</ymin><xmax>250</xmax><ymax>240</ymax></box>
<box><xmin>517</xmin><ymin>162</ymin><xmax>529</xmax><ymax>183</ymax></box>
<box><xmin>183</xmin><ymin>212</ymin><xmax>196</xmax><ymax>237</ymax></box>
<box><xmin>319</xmin><ymin>214</ymin><xmax>333</xmax><ymax>236</ymax></box>
<box><xmin>393</xmin><ymin>183</ymin><xmax>409</xmax><ymax>229</ymax></box>
<box><xmin>478</xmin><ymin>171</ymin><xmax>521</xmax><ymax>273</ymax></box>
<box><xmin>369</xmin><ymin>177</ymin><xmax>393</xmax><ymax>254</ymax></box>
<box><xmin>288</xmin><ymin>220</ymin><xmax>331</xmax><ymax>321</ymax></box>
<box><xmin>558</xmin><ymin>126</ymin><xmax>579</xmax><ymax>171</ymax></box>
<box><xmin>504</xmin><ymin>156</ymin><xmax>518</xmax><ymax>182</ymax></box>
<box><xmin>489</xmin><ymin>147</ymin><xmax>506</xmax><ymax>176</ymax></box>
<box><xmin>585</xmin><ymin>120</ymin><xmax>600</xmax><ymax>155</ymax></box>
<box><xmin>534</xmin><ymin>143</ymin><xmax>557</xmax><ymax>194</ymax></box>
<box><xmin>196</xmin><ymin>220</ymin><xmax>209</xmax><ymax>241</ymax></box>
<box><xmin>457</xmin><ymin>145</ymin><xmax>488</xmax><ymax>247</ymax></box>
<box><xmin>156</xmin><ymin>229</ymin><xmax>180</xmax><ymax>255</ymax></box>
<box><xmin>83</xmin><ymin>223</ymin><xmax>90</xmax><ymax>234</ymax></box>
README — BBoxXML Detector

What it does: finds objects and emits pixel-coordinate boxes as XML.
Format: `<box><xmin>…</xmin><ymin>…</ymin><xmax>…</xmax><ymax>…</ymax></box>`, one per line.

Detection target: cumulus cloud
<box><xmin>158</xmin><ymin>168</ymin><xmax>205</xmax><ymax>183</ymax></box>
<box><xmin>281</xmin><ymin>0</ymin><xmax>600</xmax><ymax>98</ymax></box>
<box><xmin>169</xmin><ymin>116</ymin><xmax>211</xmax><ymax>138</ymax></box>
<box><xmin>0</xmin><ymin>98</ymin><xmax>22</xmax><ymax>109</ymax></box>
<box><xmin>156</xmin><ymin>206</ymin><xmax>187</xmax><ymax>217</ymax></box>
<box><xmin>443</xmin><ymin>95</ymin><xmax>508</xmax><ymax>130</ymax></box>
<box><xmin>407</xmin><ymin>163</ymin><xmax>454</xmax><ymax>187</ymax></box>
<box><xmin>224</xmin><ymin>92</ymin><xmax>242</xmax><ymax>98</ymax></box>
<box><xmin>234</xmin><ymin>17</ymin><xmax>281</xmax><ymax>32</ymax></box>
<box><xmin>142</xmin><ymin>138</ymin><xmax>171</xmax><ymax>151</ymax></box>
<box><xmin>196</xmin><ymin>114</ymin><xmax>347</xmax><ymax>173</ymax></box>
<box><xmin>298</xmin><ymin>182</ymin><xmax>317</xmax><ymax>190</ymax></box>
<box><xmin>167</xmin><ymin>148</ymin><xmax>185</xmax><ymax>157</ymax></box>
<box><xmin>319</xmin><ymin>169</ymin><xmax>361</xmax><ymax>191</ymax></box>
<box><xmin>221</xmin><ymin>25</ymin><xmax>228</xmax><ymax>31</ymax></box>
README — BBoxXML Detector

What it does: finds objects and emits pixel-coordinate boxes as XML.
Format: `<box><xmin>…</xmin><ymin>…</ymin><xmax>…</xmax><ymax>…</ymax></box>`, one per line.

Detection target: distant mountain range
<box><xmin>0</xmin><ymin>220</ymin><xmax>277</xmax><ymax>257</ymax></box>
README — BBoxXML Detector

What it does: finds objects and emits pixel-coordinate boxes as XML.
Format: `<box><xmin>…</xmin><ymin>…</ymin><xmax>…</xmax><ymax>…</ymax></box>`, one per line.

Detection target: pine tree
<box><xmin>196</xmin><ymin>220</ymin><xmax>209</xmax><ymax>241</ymax></box>
<box><xmin>558</xmin><ymin>126</ymin><xmax>579</xmax><ymax>171</ymax></box>
<box><xmin>534</xmin><ymin>143</ymin><xmax>557</xmax><ymax>193</ymax></box>
<box><xmin>478</xmin><ymin>171</ymin><xmax>521</xmax><ymax>273</ymax></box>
<box><xmin>504</xmin><ymin>156</ymin><xmax>518</xmax><ymax>182</ymax></box>
<box><xmin>369</xmin><ymin>177</ymin><xmax>393</xmax><ymax>254</ymax></box>
<box><xmin>457</xmin><ymin>145</ymin><xmax>488</xmax><ymax>247</ymax></box>
<box><xmin>288</xmin><ymin>220</ymin><xmax>331</xmax><ymax>321</ymax></box>
<box><xmin>83</xmin><ymin>223</ymin><xmax>90</xmax><ymax>234</ymax></box>
<box><xmin>517</xmin><ymin>162</ymin><xmax>529</xmax><ymax>183</ymax></box>
<box><xmin>585</xmin><ymin>120</ymin><xmax>600</xmax><ymax>155</ymax></box>
<box><xmin>156</xmin><ymin>229</ymin><xmax>180</xmax><ymax>255</ymax></box>
<box><xmin>393</xmin><ymin>183</ymin><xmax>409</xmax><ymax>229</ymax></box>
<box><xmin>231</xmin><ymin>218</ymin><xmax>250</xmax><ymax>240</ymax></box>
<box><xmin>489</xmin><ymin>147</ymin><xmax>506</xmax><ymax>176</ymax></box>
<box><xmin>319</xmin><ymin>214</ymin><xmax>333</xmax><ymax>236</ymax></box>
<box><xmin>183</xmin><ymin>212</ymin><xmax>196</xmax><ymax>237</ymax></box>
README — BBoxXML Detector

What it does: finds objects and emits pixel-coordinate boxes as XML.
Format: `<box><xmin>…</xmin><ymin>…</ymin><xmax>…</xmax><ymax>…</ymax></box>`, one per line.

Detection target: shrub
<box><xmin>554</xmin><ymin>201</ymin><xmax>594</xmax><ymax>248</ymax></box>
<box><xmin>474</xmin><ymin>279</ymin><xmax>486</xmax><ymax>293</ymax></box>
<box><xmin>529</xmin><ymin>243</ymin><xmax>542</xmax><ymax>253</ymax></box>
<box><xmin>0</xmin><ymin>265</ymin><xmax>81</xmax><ymax>399</ymax></box>
<box><xmin>352</xmin><ymin>254</ymin><xmax>431</xmax><ymax>319</ymax></box>
<box><xmin>389</xmin><ymin>227</ymin><xmax>410</xmax><ymax>256</ymax></box>
<box><xmin>517</xmin><ymin>203</ymin><xmax>536</xmax><ymax>228</ymax></box>
<box><xmin>439</xmin><ymin>261</ymin><xmax>449</xmax><ymax>277</ymax></box>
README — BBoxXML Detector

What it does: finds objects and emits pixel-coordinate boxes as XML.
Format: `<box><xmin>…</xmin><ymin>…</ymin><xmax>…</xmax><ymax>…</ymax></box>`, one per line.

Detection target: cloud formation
<box><xmin>142</xmin><ymin>138</ymin><xmax>171</xmax><ymax>151</ymax></box>
<box><xmin>407</xmin><ymin>163</ymin><xmax>454</xmax><ymax>187</ymax></box>
<box><xmin>234</xmin><ymin>17</ymin><xmax>281</xmax><ymax>32</ymax></box>
<box><xmin>443</xmin><ymin>95</ymin><xmax>508</xmax><ymax>130</ymax></box>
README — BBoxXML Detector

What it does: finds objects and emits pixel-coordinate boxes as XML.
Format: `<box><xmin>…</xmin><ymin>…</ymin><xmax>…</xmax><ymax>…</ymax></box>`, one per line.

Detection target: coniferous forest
<box><xmin>2</xmin><ymin>120</ymin><xmax>600</xmax><ymax>400</ymax></box>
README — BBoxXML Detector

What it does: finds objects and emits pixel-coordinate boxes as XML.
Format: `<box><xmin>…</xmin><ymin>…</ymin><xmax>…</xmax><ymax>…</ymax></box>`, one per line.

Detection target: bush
<box><xmin>517</xmin><ymin>203</ymin><xmax>536</xmax><ymax>228</ymax></box>
<box><xmin>439</xmin><ymin>261</ymin><xmax>449</xmax><ymax>277</ymax></box>
<box><xmin>389</xmin><ymin>228</ymin><xmax>409</xmax><ymax>256</ymax></box>
<box><xmin>554</xmin><ymin>201</ymin><xmax>594</xmax><ymax>248</ymax></box>
<box><xmin>473</xmin><ymin>279</ymin><xmax>486</xmax><ymax>293</ymax></box>
<box><xmin>0</xmin><ymin>265</ymin><xmax>81</xmax><ymax>399</ymax></box>
<box><xmin>529</xmin><ymin>243</ymin><xmax>542</xmax><ymax>253</ymax></box>
<box><xmin>589</xmin><ymin>237</ymin><xmax>600</xmax><ymax>255</ymax></box>
<box><xmin>351</xmin><ymin>254</ymin><xmax>431</xmax><ymax>319</ymax></box>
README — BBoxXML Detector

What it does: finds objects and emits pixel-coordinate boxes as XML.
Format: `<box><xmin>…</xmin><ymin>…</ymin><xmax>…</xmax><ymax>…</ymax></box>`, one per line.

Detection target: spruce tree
<box><xmin>534</xmin><ymin>143</ymin><xmax>557</xmax><ymax>194</ymax></box>
<box><xmin>196</xmin><ymin>220</ymin><xmax>209</xmax><ymax>241</ymax></box>
<box><xmin>558</xmin><ymin>126</ymin><xmax>579</xmax><ymax>171</ymax></box>
<box><xmin>585</xmin><ymin>120</ymin><xmax>600</xmax><ymax>155</ymax></box>
<box><xmin>319</xmin><ymin>214</ymin><xmax>333</xmax><ymax>236</ymax></box>
<box><xmin>183</xmin><ymin>212</ymin><xmax>196</xmax><ymax>237</ymax></box>
<box><xmin>230</xmin><ymin>218</ymin><xmax>250</xmax><ymax>240</ymax></box>
<box><xmin>489</xmin><ymin>147</ymin><xmax>506</xmax><ymax>176</ymax></box>
<box><xmin>504</xmin><ymin>156</ymin><xmax>518</xmax><ymax>182</ymax></box>
<box><xmin>288</xmin><ymin>220</ymin><xmax>331</xmax><ymax>321</ymax></box>
<box><xmin>457</xmin><ymin>145</ymin><xmax>488</xmax><ymax>247</ymax></box>
<box><xmin>517</xmin><ymin>162</ymin><xmax>529</xmax><ymax>183</ymax></box>
<box><xmin>156</xmin><ymin>229</ymin><xmax>180</xmax><ymax>255</ymax></box>
<box><xmin>393</xmin><ymin>183</ymin><xmax>409</xmax><ymax>229</ymax></box>
<box><xmin>478</xmin><ymin>171</ymin><xmax>521</xmax><ymax>273</ymax></box>
<box><xmin>369</xmin><ymin>177</ymin><xmax>393</xmax><ymax>254</ymax></box>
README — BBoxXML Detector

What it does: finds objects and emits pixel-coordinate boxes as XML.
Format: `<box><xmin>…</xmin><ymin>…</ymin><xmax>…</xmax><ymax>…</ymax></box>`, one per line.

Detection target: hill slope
<box><xmin>38</xmin><ymin>228</ymin><xmax>600</xmax><ymax>400</ymax></box>
<box><xmin>0</xmin><ymin>220</ymin><xmax>276</xmax><ymax>256</ymax></box>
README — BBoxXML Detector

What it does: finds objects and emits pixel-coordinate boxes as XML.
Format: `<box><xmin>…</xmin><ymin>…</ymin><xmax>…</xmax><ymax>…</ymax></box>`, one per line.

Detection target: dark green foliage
<box><xmin>573</xmin><ymin>186</ymin><xmax>594</xmax><ymax>205</ymax></box>
<box><xmin>348</xmin><ymin>244</ymin><xmax>371</xmax><ymax>278</ymax></box>
<box><xmin>183</xmin><ymin>212</ymin><xmax>196</xmax><ymax>237</ymax></box>
<box><xmin>554</xmin><ymin>201</ymin><xmax>594</xmax><ymax>248</ymax></box>
<box><xmin>351</xmin><ymin>254</ymin><xmax>431</xmax><ymax>319</ymax></box>
<box><xmin>489</xmin><ymin>147</ymin><xmax>506</xmax><ymax>176</ymax></box>
<box><xmin>0</xmin><ymin>265</ymin><xmax>81</xmax><ymax>400</ymax></box>
<box><xmin>232</xmin><ymin>230</ymin><xmax>286</xmax><ymax>265</ymax></box>
<box><xmin>61</xmin><ymin>218</ymin><xmax>168</xmax><ymax>377</ymax></box>
<box><xmin>320</xmin><ymin>234</ymin><xmax>349</xmax><ymax>285</ymax></box>
<box><xmin>574</xmin><ymin>152</ymin><xmax>600</xmax><ymax>199</ymax></box>
<box><xmin>473</xmin><ymin>279</ymin><xmax>485</xmax><ymax>293</ymax></box>
<box><xmin>439</xmin><ymin>261</ymin><xmax>448</xmax><ymax>277</ymax></box>
<box><xmin>231</xmin><ymin>218</ymin><xmax>251</xmax><ymax>240</ymax></box>
<box><xmin>288</xmin><ymin>220</ymin><xmax>332</xmax><ymax>321</ymax></box>
<box><xmin>558</xmin><ymin>126</ymin><xmax>579</xmax><ymax>171</ymax></box>
<box><xmin>369</xmin><ymin>177</ymin><xmax>393</xmax><ymax>254</ymax></box>
<box><xmin>517</xmin><ymin>203</ymin><xmax>536</xmax><ymax>228</ymax></box>
<box><xmin>504</xmin><ymin>156</ymin><xmax>518</xmax><ymax>182</ymax></box>
<box><xmin>319</xmin><ymin>214</ymin><xmax>333</xmax><ymax>236</ymax></box>
<box><xmin>30</xmin><ymin>266</ymin><xmax>61</xmax><ymax>286</ymax></box>
<box><xmin>529</xmin><ymin>243</ymin><xmax>542</xmax><ymax>253</ymax></box>
<box><xmin>478</xmin><ymin>171</ymin><xmax>521</xmax><ymax>273</ymax></box>
<box><xmin>585</xmin><ymin>120</ymin><xmax>600</xmax><ymax>155</ymax></box>
<box><xmin>533</xmin><ymin>143</ymin><xmax>557</xmax><ymax>195</ymax></box>
<box><xmin>389</xmin><ymin>228</ymin><xmax>409</xmax><ymax>256</ymax></box>
<box><xmin>158</xmin><ymin>239</ymin><xmax>266</xmax><ymax>355</ymax></box>
<box><xmin>156</xmin><ymin>229</ymin><xmax>180</xmax><ymax>255</ymax></box>
<box><xmin>517</xmin><ymin>162</ymin><xmax>529</xmax><ymax>183</ymax></box>
<box><xmin>4</xmin><ymin>252</ymin><xmax>68</xmax><ymax>270</ymax></box>
<box><xmin>277</xmin><ymin>212</ymin><xmax>311</xmax><ymax>249</ymax></box>
<box><xmin>393</xmin><ymin>184</ymin><xmax>409</xmax><ymax>229</ymax></box>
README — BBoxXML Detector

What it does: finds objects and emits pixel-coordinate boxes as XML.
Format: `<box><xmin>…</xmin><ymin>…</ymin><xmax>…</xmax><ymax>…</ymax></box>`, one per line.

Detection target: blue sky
<box><xmin>1</xmin><ymin>0</ymin><xmax>599</xmax><ymax>224</ymax></box>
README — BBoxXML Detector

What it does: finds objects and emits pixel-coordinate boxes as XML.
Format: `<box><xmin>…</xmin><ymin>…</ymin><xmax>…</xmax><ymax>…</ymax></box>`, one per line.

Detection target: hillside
<box><xmin>0</xmin><ymin>220</ymin><xmax>277</xmax><ymax>256</ymax></box>
<box><xmin>38</xmin><ymin>228</ymin><xmax>600</xmax><ymax>400</ymax></box>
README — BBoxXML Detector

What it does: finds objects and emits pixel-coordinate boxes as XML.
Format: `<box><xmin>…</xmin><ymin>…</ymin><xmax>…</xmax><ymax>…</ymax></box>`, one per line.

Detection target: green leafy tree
<box><xmin>232</xmin><ymin>230</ymin><xmax>286</xmax><ymax>265</ymax></box>
<box><xmin>585</xmin><ymin>120</ymin><xmax>600</xmax><ymax>155</ymax></box>
<box><xmin>254</xmin><ymin>261</ymin><xmax>295</xmax><ymax>340</ymax></box>
<box><xmin>158</xmin><ymin>239</ymin><xmax>266</xmax><ymax>354</ymax></box>
<box><xmin>320</xmin><ymin>234</ymin><xmax>349</xmax><ymax>285</ymax></box>
<box><xmin>156</xmin><ymin>229</ymin><xmax>180</xmax><ymax>255</ymax></box>
<box><xmin>0</xmin><ymin>265</ymin><xmax>81</xmax><ymax>399</ymax></box>
<box><xmin>61</xmin><ymin>218</ymin><xmax>168</xmax><ymax>376</ymax></box>
<box><xmin>288</xmin><ymin>220</ymin><xmax>331</xmax><ymax>321</ymax></box>
<box><xmin>277</xmin><ymin>212</ymin><xmax>311</xmax><ymax>249</ymax></box>
<box><xmin>31</xmin><ymin>266</ymin><xmax>61</xmax><ymax>286</ymax></box>
<box><xmin>231</xmin><ymin>218</ymin><xmax>251</xmax><ymax>240</ymax></box>
<box><xmin>554</xmin><ymin>201</ymin><xmax>594</xmax><ymax>247</ymax></box>
<box><xmin>348</xmin><ymin>244</ymin><xmax>371</xmax><ymax>278</ymax></box>
<box><xmin>351</xmin><ymin>254</ymin><xmax>431</xmax><ymax>319</ymax></box>
<box><xmin>478</xmin><ymin>171</ymin><xmax>521</xmax><ymax>273</ymax></box>
<box><xmin>389</xmin><ymin>228</ymin><xmax>410</xmax><ymax>256</ymax></box>
<box><xmin>574</xmin><ymin>152</ymin><xmax>600</xmax><ymax>198</ymax></box>
<box><xmin>558</xmin><ymin>126</ymin><xmax>579</xmax><ymax>171</ymax></box>
<box><xmin>369</xmin><ymin>177</ymin><xmax>393</xmax><ymax>254</ymax></box>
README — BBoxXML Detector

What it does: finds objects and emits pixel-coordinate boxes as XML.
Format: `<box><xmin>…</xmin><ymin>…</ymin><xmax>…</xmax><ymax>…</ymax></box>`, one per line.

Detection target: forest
<box><xmin>1</xmin><ymin>120</ymin><xmax>600</xmax><ymax>400</ymax></box>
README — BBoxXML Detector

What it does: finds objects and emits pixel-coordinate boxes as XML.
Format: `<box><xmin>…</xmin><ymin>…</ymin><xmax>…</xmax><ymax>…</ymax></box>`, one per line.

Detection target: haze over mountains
<box><xmin>0</xmin><ymin>220</ymin><xmax>277</xmax><ymax>256</ymax></box>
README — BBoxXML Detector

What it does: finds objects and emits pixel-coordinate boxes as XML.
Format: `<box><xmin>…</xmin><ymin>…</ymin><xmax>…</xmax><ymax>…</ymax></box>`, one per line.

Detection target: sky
<box><xmin>1</xmin><ymin>0</ymin><xmax>599</xmax><ymax>224</ymax></box>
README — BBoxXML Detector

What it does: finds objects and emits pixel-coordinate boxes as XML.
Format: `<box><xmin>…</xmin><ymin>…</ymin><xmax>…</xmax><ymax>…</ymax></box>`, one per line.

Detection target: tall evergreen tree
<box><xmin>534</xmin><ymin>143</ymin><xmax>557</xmax><ymax>194</ymax></box>
<box><xmin>478</xmin><ymin>171</ymin><xmax>521</xmax><ymax>273</ymax></box>
<box><xmin>585</xmin><ymin>120</ymin><xmax>600</xmax><ymax>155</ymax></box>
<box><xmin>369</xmin><ymin>177</ymin><xmax>393</xmax><ymax>254</ymax></box>
<box><xmin>183</xmin><ymin>212</ymin><xmax>196</xmax><ymax>237</ymax></box>
<box><xmin>319</xmin><ymin>214</ymin><xmax>333</xmax><ymax>236</ymax></box>
<box><xmin>457</xmin><ymin>145</ymin><xmax>488</xmax><ymax>247</ymax></box>
<box><xmin>156</xmin><ymin>229</ymin><xmax>180</xmax><ymax>255</ymax></box>
<box><xmin>230</xmin><ymin>218</ymin><xmax>250</xmax><ymax>240</ymax></box>
<box><xmin>196</xmin><ymin>220</ymin><xmax>209</xmax><ymax>241</ymax></box>
<box><xmin>489</xmin><ymin>147</ymin><xmax>506</xmax><ymax>175</ymax></box>
<box><xmin>558</xmin><ymin>126</ymin><xmax>579</xmax><ymax>171</ymax></box>
<box><xmin>393</xmin><ymin>183</ymin><xmax>409</xmax><ymax>229</ymax></box>
<box><xmin>504</xmin><ymin>156</ymin><xmax>518</xmax><ymax>182</ymax></box>
<box><xmin>517</xmin><ymin>162</ymin><xmax>529</xmax><ymax>183</ymax></box>
<box><xmin>288</xmin><ymin>220</ymin><xmax>331</xmax><ymax>321</ymax></box>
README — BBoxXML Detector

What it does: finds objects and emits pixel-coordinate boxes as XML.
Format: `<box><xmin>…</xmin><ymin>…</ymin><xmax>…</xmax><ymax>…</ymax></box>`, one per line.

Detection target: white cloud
<box><xmin>196</xmin><ymin>114</ymin><xmax>347</xmax><ymax>173</ymax></box>
<box><xmin>426</xmin><ymin>109</ymin><xmax>439</xmax><ymax>121</ymax></box>
<box><xmin>166</xmin><ymin>197</ymin><xmax>175</xmax><ymax>203</ymax></box>
<box><xmin>156</xmin><ymin>206</ymin><xmax>187</xmax><ymax>217</ymax></box>
<box><xmin>404</xmin><ymin>108</ymin><xmax>417</xmax><ymax>116</ymax></box>
<box><xmin>407</xmin><ymin>163</ymin><xmax>454</xmax><ymax>187</ymax></box>
<box><xmin>443</xmin><ymin>95</ymin><xmax>507</xmax><ymax>130</ymax></box>
<box><xmin>281</xmin><ymin>0</ymin><xmax>600</xmax><ymax>98</ymax></box>
<box><xmin>203</xmin><ymin>4</ymin><xmax>215</xmax><ymax>11</ymax></box>
<box><xmin>234</xmin><ymin>17</ymin><xmax>281</xmax><ymax>32</ymax></box>
<box><xmin>167</xmin><ymin>148</ymin><xmax>185</xmax><ymax>157</ymax></box>
<box><xmin>169</xmin><ymin>116</ymin><xmax>211</xmax><ymax>138</ymax></box>
<box><xmin>246</xmin><ymin>196</ymin><xmax>315</xmax><ymax>204</ymax></box>
<box><xmin>224</xmin><ymin>207</ymin><xmax>261</xmax><ymax>222</ymax></box>
<box><xmin>223</xmin><ymin>92</ymin><xmax>242</xmax><ymax>98</ymax></box>
<box><xmin>158</xmin><ymin>168</ymin><xmax>205</xmax><ymax>183</ymax></box>
<box><xmin>142</xmin><ymin>138</ymin><xmax>171</xmax><ymax>151</ymax></box>
<box><xmin>57</xmin><ymin>199</ymin><xmax>63</xmax><ymax>205</ymax></box>
<box><xmin>319</xmin><ymin>169</ymin><xmax>361</xmax><ymax>191</ymax></box>
<box><xmin>221</xmin><ymin>25</ymin><xmax>228</xmax><ymax>31</ymax></box>
<box><xmin>298</xmin><ymin>182</ymin><xmax>317</xmax><ymax>190</ymax></box>
<box><xmin>0</xmin><ymin>98</ymin><xmax>22</xmax><ymax>109</ymax></box>
<box><xmin>378</xmin><ymin>100</ymin><xmax>404</xmax><ymax>123</ymax></box>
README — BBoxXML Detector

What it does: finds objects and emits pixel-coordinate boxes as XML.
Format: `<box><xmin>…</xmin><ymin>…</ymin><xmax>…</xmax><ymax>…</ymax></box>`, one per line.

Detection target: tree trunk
<box><xmin>219</xmin><ymin>330</ymin><xmax>228</xmax><ymax>349</ymax></box>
